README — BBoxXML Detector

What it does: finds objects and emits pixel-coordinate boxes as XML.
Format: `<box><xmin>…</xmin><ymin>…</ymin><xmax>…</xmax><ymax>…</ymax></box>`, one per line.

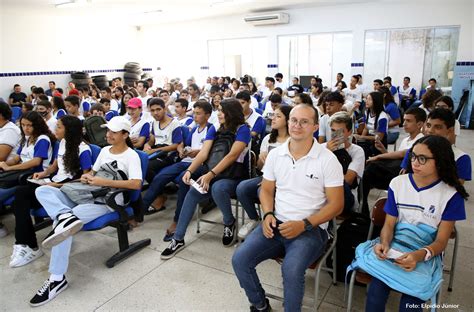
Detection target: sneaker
<box><xmin>0</xmin><ymin>223</ymin><xmax>8</xmax><ymax>238</ymax></box>
<box><xmin>250</xmin><ymin>298</ymin><xmax>272</xmax><ymax>312</ymax></box>
<box><xmin>9</xmin><ymin>244</ymin><xmax>44</xmax><ymax>268</ymax></box>
<box><xmin>30</xmin><ymin>276</ymin><xmax>68</xmax><ymax>307</ymax></box>
<box><xmin>238</xmin><ymin>219</ymin><xmax>259</xmax><ymax>239</ymax></box>
<box><xmin>222</xmin><ymin>222</ymin><xmax>236</xmax><ymax>246</ymax></box>
<box><xmin>161</xmin><ymin>238</ymin><xmax>185</xmax><ymax>260</ymax></box>
<box><xmin>42</xmin><ymin>213</ymin><xmax>83</xmax><ymax>249</ymax></box>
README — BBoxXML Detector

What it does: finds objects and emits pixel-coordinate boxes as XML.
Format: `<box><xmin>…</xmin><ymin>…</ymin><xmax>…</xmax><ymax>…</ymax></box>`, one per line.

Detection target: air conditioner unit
<box><xmin>244</xmin><ymin>13</ymin><xmax>289</xmax><ymax>26</ymax></box>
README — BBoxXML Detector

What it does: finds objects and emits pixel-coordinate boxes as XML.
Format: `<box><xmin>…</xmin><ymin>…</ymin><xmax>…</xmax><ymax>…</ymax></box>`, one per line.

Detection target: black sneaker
<box><xmin>42</xmin><ymin>213</ymin><xmax>83</xmax><ymax>249</ymax></box>
<box><xmin>250</xmin><ymin>298</ymin><xmax>271</xmax><ymax>312</ymax></box>
<box><xmin>30</xmin><ymin>276</ymin><xmax>68</xmax><ymax>307</ymax></box>
<box><xmin>160</xmin><ymin>238</ymin><xmax>185</xmax><ymax>260</ymax></box>
<box><xmin>222</xmin><ymin>222</ymin><xmax>236</xmax><ymax>247</ymax></box>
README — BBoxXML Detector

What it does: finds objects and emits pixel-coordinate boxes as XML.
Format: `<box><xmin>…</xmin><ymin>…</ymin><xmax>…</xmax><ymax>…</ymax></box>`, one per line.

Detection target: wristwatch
<box><xmin>303</xmin><ymin>218</ymin><xmax>313</xmax><ymax>231</ymax></box>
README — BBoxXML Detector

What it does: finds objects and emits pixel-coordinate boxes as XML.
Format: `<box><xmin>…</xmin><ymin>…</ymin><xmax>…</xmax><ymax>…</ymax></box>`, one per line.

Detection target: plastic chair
<box><xmin>11</xmin><ymin>106</ymin><xmax>21</xmax><ymax>123</ymax></box>
<box><xmin>265</xmin><ymin>218</ymin><xmax>338</xmax><ymax>311</ymax></box>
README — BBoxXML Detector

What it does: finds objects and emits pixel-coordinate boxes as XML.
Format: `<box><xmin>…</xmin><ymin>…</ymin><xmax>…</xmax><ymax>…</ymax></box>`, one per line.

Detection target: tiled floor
<box><xmin>1</xmin><ymin>130</ymin><xmax>473</xmax><ymax>311</ymax></box>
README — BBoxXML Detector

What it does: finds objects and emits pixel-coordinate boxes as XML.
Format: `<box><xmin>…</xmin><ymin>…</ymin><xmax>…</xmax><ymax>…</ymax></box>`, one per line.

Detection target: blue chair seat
<box><xmin>4</xmin><ymin>196</ymin><xmax>14</xmax><ymax>207</ymax></box>
<box><xmin>83</xmin><ymin>207</ymin><xmax>133</xmax><ymax>231</ymax></box>
<box><xmin>31</xmin><ymin>207</ymin><xmax>48</xmax><ymax>218</ymax></box>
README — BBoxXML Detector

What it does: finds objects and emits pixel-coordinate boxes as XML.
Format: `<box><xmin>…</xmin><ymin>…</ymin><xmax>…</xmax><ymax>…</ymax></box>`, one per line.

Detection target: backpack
<box><xmin>205</xmin><ymin>129</ymin><xmax>247</xmax><ymax>180</ymax></box>
<box><xmin>84</xmin><ymin>116</ymin><xmax>108</xmax><ymax>147</ymax></box>
<box><xmin>60</xmin><ymin>160</ymin><xmax>128</xmax><ymax>205</ymax></box>
<box><xmin>347</xmin><ymin>222</ymin><xmax>443</xmax><ymax>304</ymax></box>
<box><xmin>326</xmin><ymin>213</ymin><xmax>371</xmax><ymax>283</ymax></box>
<box><xmin>0</xmin><ymin>169</ymin><xmax>35</xmax><ymax>188</ymax></box>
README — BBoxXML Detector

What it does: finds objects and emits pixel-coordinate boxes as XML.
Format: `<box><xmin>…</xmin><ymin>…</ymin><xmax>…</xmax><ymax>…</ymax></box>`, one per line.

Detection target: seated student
<box><xmin>383</xmin><ymin>76</ymin><xmax>400</xmax><ymax>107</ymax></box>
<box><xmin>9</xmin><ymin>84</ymin><xmax>28</xmax><ymax>106</ymax></box>
<box><xmin>322</xmin><ymin>112</ymin><xmax>365</xmax><ymax>215</ymax></box>
<box><xmin>418</xmin><ymin>78</ymin><xmax>441</xmax><ymax>100</ymax></box>
<box><xmin>233</xmin><ymin>104</ymin><xmax>344</xmax><ymax>312</ymax></box>
<box><xmin>400</xmin><ymin>109</ymin><xmax>471</xmax><ymax>184</ymax></box>
<box><xmin>79</xmin><ymin>87</ymin><xmax>92</xmax><ymax>118</ymax></box>
<box><xmin>120</xmin><ymin>92</ymin><xmax>132</xmax><ymax>116</ymax></box>
<box><xmin>0</xmin><ymin>112</ymin><xmax>55</xmax><ymax>203</ymax></box>
<box><xmin>22</xmin><ymin>102</ymin><xmax>34</xmax><ymax>115</ymax></box>
<box><xmin>310</xmin><ymin>82</ymin><xmax>324</xmax><ymax>105</ymax></box>
<box><xmin>239</xmin><ymin>83</ymin><xmax>259</xmax><ymax>109</ymax></box>
<box><xmin>100</xmin><ymin>87</ymin><xmax>120</xmax><ymax>112</ymax></box>
<box><xmin>143</xmin><ymin>100</ymin><xmax>214</xmax><ymax>240</ymax></box>
<box><xmin>126</xmin><ymin>98</ymin><xmax>150</xmax><ymax>150</ymax></box>
<box><xmin>262</xmin><ymin>94</ymin><xmax>282</xmax><ymax>133</ymax></box>
<box><xmin>379</xmin><ymin>86</ymin><xmax>401</xmax><ymax>144</ymax></box>
<box><xmin>159</xmin><ymin>89</ymin><xmax>176</xmax><ymax>116</ymax></box>
<box><xmin>363</xmin><ymin>135</ymin><xmax>468</xmax><ymax>312</ymax></box>
<box><xmin>417</xmin><ymin>89</ymin><xmax>443</xmax><ymax>116</ymax></box>
<box><xmin>36</xmin><ymin>100</ymin><xmax>58</xmax><ymax>134</ymax></box>
<box><xmin>99</xmin><ymin>98</ymin><xmax>117</xmax><ymax>121</ymax></box>
<box><xmin>354</xmin><ymin>91</ymin><xmax>388</xmax><ymax>159</ymax></box>
<box><xmin>342</xmin><ymin>75</ymin><xmax>362</xmax><ymax>112</ymax></box>
<box><xmin>30</xmin><ymin>116</ymin><xmax>142</xmax><ymax>306</ymax></box>
<box><xmin>236</xmin><ymin>105</ymin><xmax>291</xmax><ymax>240</ymax></box>
<box><xmin>90</xmin><ymin>103</ymin><xmax>105</xmax><ymax>117</ymax></box>
<box><xmin>143</xmin><ymin>98</ymin><xmax>183</xmax><ymax>183</ymax></box>
<box><xmin>160</xmin><ymin>99</ymin><xmax>251</xmax><ymax>258</ymax></box>
<box><xmin>179</xmin><ymin>89</ymin><xmax>189</xmax><ymax>101</ymax></box>
<box><xmin>293</xmin><ymin>93</ymin><xmax>313</xmax><ymax>106</ymax></box>
<box><xmin>360</xmin><ymin>107</ymin><xmax>426</xmax><ymax>216</ymax></box>
<box><xmin>373</xmin><ymin>79</ymin><xmax>383</xmax><ymax>92</ymax></box>
<box><xmin>9</xmin><ymin>116</ymin><xmax>92</xmax><ymax>268</ymax></box>
<box><xmin>174</xmin><ymin>98</ymin><xmax>193</xmax><ymax>127</ymax></box>
<box><xmin>51</xmin><ymin>96</ymin><xmax>67</xmax><ymax>120</ymax></box>
<box><xmin>398</xmin><ymin>76</ymin><xmax>417</xmax><ymax>111</ymax></box>
<box><xmin>434</xmin><ymin>95</ymin><xmax>460</xmax><ymax>144</ymax></box>
<box><xmin>64</xmin><ymin>95</ymin><xmax>84</xmax><ymax>121</ymax></box>
<box><xmin>235</xmin><ymin>90</ymin><xmax>265</xmax><ymax>141</ymax></box>
<box><xmin>315</xmin><ymin>90</ymin><xmax>330</xmax><ymax>118</ymax></box>
<box><xmin>318</xmin><ymin>91</ymin><xmax>345</xmax><ymax>143</ymax></box>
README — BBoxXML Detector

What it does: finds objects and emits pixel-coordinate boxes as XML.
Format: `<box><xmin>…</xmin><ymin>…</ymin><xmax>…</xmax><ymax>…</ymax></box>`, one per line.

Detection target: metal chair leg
<box><xmin>347</xmin><ymin>270</ymin><xmax>357</xmax><ymax>312</ymax></box>
<box><xmin>448</xmin><ymin>227</ymin><xmax>458</xmax><ymax>292</ymax></box>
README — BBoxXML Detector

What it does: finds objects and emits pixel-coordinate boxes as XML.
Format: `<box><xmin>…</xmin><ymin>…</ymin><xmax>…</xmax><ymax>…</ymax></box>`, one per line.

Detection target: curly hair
<box><xmin>19</xmin><ymin>111</ymin><xmax>56</xmax><ymax>147</ymax></box>
<box><xmin>407</xmin><ymin>135</ymin><xmax>469</xmax><ymax>199</ymax></box>
<box><xmin>219</xmin><ymin>99</ymin><xmax>245</xmax><ymax>133</ymax></box>
<box><xmin>59</xmin><ymin>116</ymin><xmax>83</xmax><ymax>175</ymax></box>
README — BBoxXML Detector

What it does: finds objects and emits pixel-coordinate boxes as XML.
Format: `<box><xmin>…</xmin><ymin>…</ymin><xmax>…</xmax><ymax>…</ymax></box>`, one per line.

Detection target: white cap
<box><xmin>101</xmin><ymin>116</ymin><xmax>131</xmax><ymax>133</ymax></box>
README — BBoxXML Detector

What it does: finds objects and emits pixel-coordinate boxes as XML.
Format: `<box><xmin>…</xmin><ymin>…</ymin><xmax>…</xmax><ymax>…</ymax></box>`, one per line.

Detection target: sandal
<box><xmin>144</xmin><ymin>205</ymin><xmax>167</xmax><ymax>216</ymax></box>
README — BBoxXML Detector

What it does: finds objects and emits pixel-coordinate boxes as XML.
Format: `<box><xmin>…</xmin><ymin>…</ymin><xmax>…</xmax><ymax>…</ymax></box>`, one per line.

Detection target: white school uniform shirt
<box><xmin>250</xmin><ymin>96</ymin><xmax>259</xmax><ymax>110</ymax></box>
<box><xmin>343</xmin><ymin>86</ymin><xmax>362</xmax><ymax>104</ymax></box>
<box><xmin>92</xmin><ymin>146</ymin><xmax>143</xmax><ymax>205</ymax></box>
<box><xmin>129</xmin><ymin>118</ymin><xmax>150</xmax><ymax>140</ymax></box>
<box><xmin>46</xmin><ymin>116</ymin><xmax>57</xmax><ymax>133</ymax></box>
<box><xmin>318</xmin><ymin>114</ymin><xmax>332</xmax><ymax>142</ymax></box>
<box><xmin>263</xmin><ymin>139</ymin><xmax>344</xmax><ymax>229</ymax></box>
<box><xmin>17</xmin><ymin>134</ymin><xmax>52</xmax><ymax>171</ymax></box>
<box><xmin>385</xmin><ymin>174</ymin><xmax>465</xmax><ymax>229</ymax></box>
<box><xmin>398</xmin><ymin>86</ymin><xmax>415</xmax><ymax>99</ymax></box>
<box><xmin>0</xmin><ymin>121</ymin><xmax>21</xmax><ymax>161</ymax></box>
<box><xmin>53</xmin><ymin>140</ymin><xmax>92</xmax><ymax>182</ymax></box>
<box><xmin>365</xmin><ymin>111</ymin><xmax>389</xmax><ymax>135</ymax></box>
<box><xmin>151</xmin><ymin>118</ymin><xmax>182</xmax><ymax>146</ymax></box>
<box><xmin>138</xmin><ymin>95</ymin><xmax>151</xmax><ymax>112</ymax></box>
<box><xmin>182</xmin><ymin>124</ymin><xmax>215</xmax><ymax>163</ymax></box>
<box><xmin>398</xmin><ymin>133</ymin><xmax>424</xmax><ymax>151</ymax></box>
<box><xmin>454</xmin><ymin>119</ymin><xmax>460</xmax><ymax>136</ymax></box>
<box><xmin>176</xmin><ymin>116</ymin><xmax>193</xmax><ymax>127</ymax></box>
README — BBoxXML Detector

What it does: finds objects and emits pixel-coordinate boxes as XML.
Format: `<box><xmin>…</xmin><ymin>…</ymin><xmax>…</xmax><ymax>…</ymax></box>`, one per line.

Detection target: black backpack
<box><xmin>205</xmin><ymin>129</ymin><xmax>247</xmax><ymax>180</ymax></box>
<box><xmin>84</xmin><ymin>116</ymin><xmax>108</xmax><ymax>147</ymax></box>
<box><xmin>326</xmin><ymin>213</ymin><xmax>370</xmax><ymax>283</ymax></box>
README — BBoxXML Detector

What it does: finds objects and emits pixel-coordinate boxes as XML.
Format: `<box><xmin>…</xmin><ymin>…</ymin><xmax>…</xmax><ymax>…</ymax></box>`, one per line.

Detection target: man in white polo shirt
<box><xmin>232</xmin><ymin>104</ymin><xmax>344</xmax><ymax>312</ymax></box>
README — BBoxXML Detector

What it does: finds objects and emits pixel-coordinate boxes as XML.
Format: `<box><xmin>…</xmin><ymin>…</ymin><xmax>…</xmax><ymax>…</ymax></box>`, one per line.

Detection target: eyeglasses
<box><xmin>409</xmin><ymin>152</ymin><xmax>434</xmax><ymax>165</ymax></box>
<box><xmin>289</xmin><ymin>118</ymin><xmax>313</xmax><ymax>128</ymax></box>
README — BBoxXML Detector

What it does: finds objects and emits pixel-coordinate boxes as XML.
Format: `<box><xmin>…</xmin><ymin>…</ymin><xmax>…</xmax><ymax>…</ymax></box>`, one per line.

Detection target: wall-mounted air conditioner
<box><xmin>244</xmin><ymin>12</ymin><xmax>289</xmax><ymax>26</ymax></box>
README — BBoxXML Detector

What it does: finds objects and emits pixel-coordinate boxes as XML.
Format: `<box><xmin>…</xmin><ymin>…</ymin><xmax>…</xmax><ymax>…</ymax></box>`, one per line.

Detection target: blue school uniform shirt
<box><xmin>400</xmin><ymin>146</ymin><xmax>472</xmax><ymax>181</ymax></box>
<box><xmin>17</xmin><ymin>134</ymin><xmax>52</xmax><ymax>172</ymax></box>
<box><xmin>384</xmin><ymin>102</ymin><xmax>400</xmax><ymax>133</ymax></box>
<box><xmin>384</xmin><ymin>173</ymin><xmax>465</xmax><ymax>228</ymax></box>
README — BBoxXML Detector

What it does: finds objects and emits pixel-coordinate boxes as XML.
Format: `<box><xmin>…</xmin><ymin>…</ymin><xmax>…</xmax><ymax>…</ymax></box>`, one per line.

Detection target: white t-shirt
<box><xmin>259</xmin><ymin>134</ymin><xmax>286</xmax><ymax>154</ymax></box>
<box><xmin>46</xmin><ymin>116</ymin><xmax>57</xmax><ymax>133</ymax></box>
<box><xmin>0</xmin><ymin>121</ymin><xmax>21</xmax><ymax>161</ymax></box>
<box><xmin>343</xmin><ymin>86</ymin><xmax>362</xmax><ymax>104</ymax></box>
<box><xmin>92</xmin><ymin>146</ymin><xmax>143</xmax><ymax>205</ymax></box>
<box><xmin>318</xmin><ymin>114</ymin><xmax>332</xmax><ymax>142</ymax></box>
<box><xmin>138</xmin><ymin>95</ymin><xmax>151</xmax><ymax>112</ymax></box>
<box><xmin>321</xmin><ymin>143</ymin><xmax>365</xmax><ymax>179</ymax></box>
<box><xmin>53</xmin><ymin>140</ymin><xmax>92</xmax><ymax>182</ymax></box>
<box><xmin>398</xmin><ymin>133</ymin><xmax>424</xmax><ymax>151</ymax></box>
<box><xmin>263</xmin><ymin>139</ymin><xmax>344</xmax><ymax>229</ymax></box>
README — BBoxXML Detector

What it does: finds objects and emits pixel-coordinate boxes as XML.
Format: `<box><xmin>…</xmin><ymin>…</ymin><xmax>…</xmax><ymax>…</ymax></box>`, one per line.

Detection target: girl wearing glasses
<box><xmin>364</xmin><ymin>135</ymin><xmax>468</xmax><ymax>312</ymax></box>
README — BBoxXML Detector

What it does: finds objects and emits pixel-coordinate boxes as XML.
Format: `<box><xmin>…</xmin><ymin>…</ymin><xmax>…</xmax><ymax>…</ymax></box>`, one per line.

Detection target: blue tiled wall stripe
<box><xmin>267</xmin><ymin>64</ymin><xmax>278</xmax><ymax>68</ymax></box>
<box><xmin>351</xmin><ymin>63</ymin><xmax>364</xmax><ymax>67</ymax></box>
<box><xmin>200</xmin><ymin>66</ymin><xmax>209</xmax><ymax>70</ymax></box>
<box><xmin>455</xmin><ymin>61</ymin><xmax>474</xmax><ymax>66</ymax></box>
<box><xmin>0</xmin><ymin>67</ymin><xmax>152</xmax><ymax>78</ymax></box>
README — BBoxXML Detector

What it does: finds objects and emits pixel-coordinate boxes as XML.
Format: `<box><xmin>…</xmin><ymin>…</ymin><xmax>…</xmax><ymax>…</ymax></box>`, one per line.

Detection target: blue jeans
<box><xmin>366</xmin><ymin>277</ymin><xmax>424</xmax><ymax>312</ymax></box>
<box><xmin>0</xmin><ymin>187</ymin><xmax>17</xmax><ymax>204</ymax></box>
<box><xmin>236</xmin><ymin>177</ymin><xmax>262</xmax><ymax>221</ymax></box>
<box><xmin>174</xmin><ymin>175</ymin><xmax>240</xmax><ymax>241</ymax></box>
<box><xmin>143</xmin><ymin>161</ymin><xmax>191</xmax><ymax>222</ymax></box>
<box><xmin>232</xmin><ymin>224</ymin><xmax>328</xmax><ymax>312</ymax></box>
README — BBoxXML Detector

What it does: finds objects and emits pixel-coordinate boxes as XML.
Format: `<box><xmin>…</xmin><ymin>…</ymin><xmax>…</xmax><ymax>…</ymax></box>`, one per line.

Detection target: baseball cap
<box><xmin>101</xmin><ymin>116</ymin><xmax>131</xmax><ymax>133</ymax></box>
<box><xmin>68</xmin><ymin>89</ymin><xmax>80</xmax><ymax>96</ymax></box>
<box><xmin>127</xmin><ymin>97</ymin><xmax>142</xmax><ymax>109</ymax></box>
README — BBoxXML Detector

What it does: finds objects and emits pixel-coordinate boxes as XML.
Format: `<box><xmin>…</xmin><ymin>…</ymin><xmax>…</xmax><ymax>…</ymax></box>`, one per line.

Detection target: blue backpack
<box><xmin>347</xmin><ymin>222</ymin><xmax>443</xmax><ymax>304</ymax></box>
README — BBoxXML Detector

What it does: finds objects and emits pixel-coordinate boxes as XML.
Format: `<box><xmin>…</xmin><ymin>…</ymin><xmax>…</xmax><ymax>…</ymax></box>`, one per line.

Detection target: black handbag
<box><xmin>0</xmin><ymin>169</ymin><xmax>35</xmax><ymax>188</ymax></box>
<box><xmin>204</xmin><ymin>130</ymin><xmax>247</xmax><ymax>180</ymax></box>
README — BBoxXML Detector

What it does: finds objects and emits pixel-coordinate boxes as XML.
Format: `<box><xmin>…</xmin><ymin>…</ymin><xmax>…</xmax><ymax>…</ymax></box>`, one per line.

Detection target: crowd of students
<box><xmin>0</xmin><ymin>71</ymin><xmax>471</xmax><ymax>311</ymax></box>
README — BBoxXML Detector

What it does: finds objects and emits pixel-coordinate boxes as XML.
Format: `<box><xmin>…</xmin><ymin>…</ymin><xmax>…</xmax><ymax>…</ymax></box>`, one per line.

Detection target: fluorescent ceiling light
<box><xmin>54</xmin><ymin>0</ymin><xmax>90</xmax><ymax>8</ymax></box>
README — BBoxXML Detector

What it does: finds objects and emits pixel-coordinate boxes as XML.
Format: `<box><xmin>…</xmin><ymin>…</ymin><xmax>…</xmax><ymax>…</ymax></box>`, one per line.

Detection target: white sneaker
<box><xmin>0</xmin><ymin>223</ymin><xmax>8</xmax><ymax>238</ymax></box>
<box><xmin>9</xmin><ymin>244</ymin><xmax>44</xmax><ymax>268</ymax></box>
<box><xmin>238</xmin><ymin>219</ymin><xmax>260</xmax><ymax>239</ymax></box>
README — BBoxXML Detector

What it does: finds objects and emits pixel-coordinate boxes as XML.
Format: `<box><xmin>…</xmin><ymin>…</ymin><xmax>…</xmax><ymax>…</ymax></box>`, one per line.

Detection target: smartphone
<box><xmin>190</xmin><ymin>179</ymin><xmax>207</xmax><ymax>194</ymax></box>
<box><xmin>331</xmin><ymin>128</ymin><xmax>345</xmax><ymax>150</ymax></box>
<box><xmin>272</xmin><ymin>219</ymin><xmax>283</xmax><ymax>236</ymax></box>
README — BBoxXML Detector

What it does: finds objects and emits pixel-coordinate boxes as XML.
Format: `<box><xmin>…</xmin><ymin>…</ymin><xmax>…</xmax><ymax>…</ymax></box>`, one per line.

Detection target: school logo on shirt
<box><xmin>428</xmin><ymin>205</ymin><xmax>436</xmax><ymax>214</ymax></box>
<box><xmin>306</xmin><ymin>173</ymin><xmax>318</xmax><ymax>180</ymax></box>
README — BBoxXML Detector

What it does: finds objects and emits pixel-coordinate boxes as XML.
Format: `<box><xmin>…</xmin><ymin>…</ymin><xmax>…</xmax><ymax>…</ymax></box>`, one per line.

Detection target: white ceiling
<box><xmin>1</xmin><ymin>0</ymin><xmax>376</xmax><ymax>26</ymax></box>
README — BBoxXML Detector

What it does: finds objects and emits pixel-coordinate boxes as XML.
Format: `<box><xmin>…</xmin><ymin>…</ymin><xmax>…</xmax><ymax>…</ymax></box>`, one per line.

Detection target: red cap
<box><xmin>68</xmin><ymin>89</ymin><xmax>80</xmax><ymax>96</ymax></box>
<box><xmin>127</xmin><ymin>97</ymin><xmax>142</xmax><ymax>108</ymax></box>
